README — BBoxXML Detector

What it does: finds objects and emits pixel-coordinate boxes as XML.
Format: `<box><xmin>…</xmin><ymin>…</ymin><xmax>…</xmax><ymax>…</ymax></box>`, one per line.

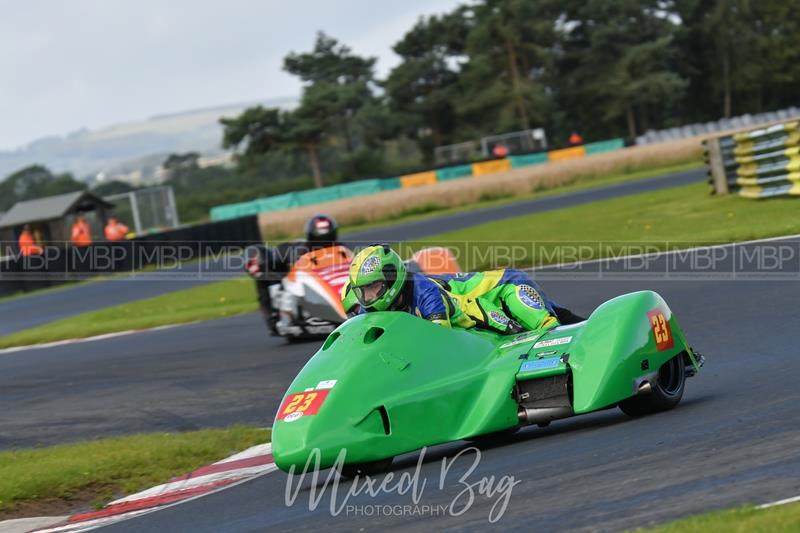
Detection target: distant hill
<box><xmin>0</xmin><ymin>97</ymin><xmax>296</xmax><ymax>182</ymax></box>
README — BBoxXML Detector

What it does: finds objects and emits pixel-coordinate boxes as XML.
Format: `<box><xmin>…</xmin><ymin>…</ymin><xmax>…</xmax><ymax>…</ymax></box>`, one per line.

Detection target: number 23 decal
<box><xmin>277</xmin><ymin>389</ymin><xmax>330</xmax><ymax>420</ymax></box>
<box><xmin>647</xmin><ymin>309</ymin><xmax>674</xmax><ymax>351</ymax></box>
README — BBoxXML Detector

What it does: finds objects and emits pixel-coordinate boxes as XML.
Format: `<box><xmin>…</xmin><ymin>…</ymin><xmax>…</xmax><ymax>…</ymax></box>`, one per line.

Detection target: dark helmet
<box><xmin>304</xmin><ymin>214</ymin><xmax>338</xmax><ymax>244</ymax></box>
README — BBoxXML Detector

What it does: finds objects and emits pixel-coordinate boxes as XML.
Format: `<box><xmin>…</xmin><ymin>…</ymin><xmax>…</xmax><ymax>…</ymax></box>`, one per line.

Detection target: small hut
<box><xmin>0</xmin><ymin>191</ymin><xmax>114</xmax><ymax>247</ymax></box>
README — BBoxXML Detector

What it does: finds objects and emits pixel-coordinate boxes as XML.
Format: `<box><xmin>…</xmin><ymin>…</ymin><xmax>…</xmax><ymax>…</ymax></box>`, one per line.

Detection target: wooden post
<box><xmin>706</xmin><ymin>137</ymin><xmax>729</xmax><ymax>195</ymax></box>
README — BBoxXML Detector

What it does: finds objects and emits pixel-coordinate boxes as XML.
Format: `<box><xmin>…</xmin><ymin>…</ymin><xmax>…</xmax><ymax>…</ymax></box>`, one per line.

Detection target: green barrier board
<box><xmin>435</xmin><ymin>164</ymin><xmax>473</xmax><ymax>181</ymax></box>
<box><xmin>508</xmin><ymin>153</ymin><xmax>548</xmax><ymax>168</ymax></box>
<box><xmin>380</xmin><ymin>177</ymin><xmax>402</xmax><ymax>190</ymax></box>
<box><xmin>584</xmin><ymin>138</ymin><xmax>625</xmax><ymax>155</ymax></box>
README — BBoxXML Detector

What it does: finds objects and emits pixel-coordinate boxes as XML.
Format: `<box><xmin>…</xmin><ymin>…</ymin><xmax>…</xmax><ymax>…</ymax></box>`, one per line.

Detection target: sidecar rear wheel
<box><xmin>619</xmin><ymin>354</ymin><xmax>686</xmax><ymax>417</ymax></box>
<box><xmin>339</xmin><ymin>457</ymin><xmax>393</xmax><ymax>478</ymax></box>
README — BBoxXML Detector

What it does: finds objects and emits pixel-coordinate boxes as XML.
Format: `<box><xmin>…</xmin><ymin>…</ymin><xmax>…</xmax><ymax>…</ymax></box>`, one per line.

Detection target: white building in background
<box><xmin>197</xmin><ymin>152</ymin><xmax>235</xmax><ymax>169</ymax></box>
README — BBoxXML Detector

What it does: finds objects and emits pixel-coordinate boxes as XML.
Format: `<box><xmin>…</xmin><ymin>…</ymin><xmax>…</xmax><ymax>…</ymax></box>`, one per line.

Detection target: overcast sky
<box><xmin>0</xmin><ymin>0</ymin><xmax>463</xmax><ymax>151</ymax></box>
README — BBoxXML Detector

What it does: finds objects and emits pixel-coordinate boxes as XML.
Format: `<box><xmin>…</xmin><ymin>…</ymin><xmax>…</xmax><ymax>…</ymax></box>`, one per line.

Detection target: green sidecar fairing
<box><xmin>272</xmin><ymin>290</ymin><xmax>701</xmax><ymax>472</ymax></box>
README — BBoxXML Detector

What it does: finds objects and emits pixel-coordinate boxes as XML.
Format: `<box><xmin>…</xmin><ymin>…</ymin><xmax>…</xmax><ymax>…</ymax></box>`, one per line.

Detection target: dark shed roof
<box><xmin>0</xmin><ymin>191</ymin><xmax>113</xmax><ymax>228</ymax></box>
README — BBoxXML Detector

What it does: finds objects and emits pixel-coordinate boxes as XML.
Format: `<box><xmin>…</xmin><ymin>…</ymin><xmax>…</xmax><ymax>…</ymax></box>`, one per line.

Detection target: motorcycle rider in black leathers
<box><xmin>245</xmin><ymin>214</ymin><xmax>340</xmax><ymax>334</ymax></box>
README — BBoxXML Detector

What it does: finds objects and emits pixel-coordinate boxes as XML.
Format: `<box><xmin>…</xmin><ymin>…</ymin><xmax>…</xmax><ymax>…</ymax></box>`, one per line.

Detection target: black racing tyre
<box><xmin>339</xmin><ymin>457</ymin><xmax>394</xmax><ymax>478</ymax></box>
<box><xmin>619</xmin><ymin>354</ymin><xmax>686</xmax><ymax>417</ymax></box>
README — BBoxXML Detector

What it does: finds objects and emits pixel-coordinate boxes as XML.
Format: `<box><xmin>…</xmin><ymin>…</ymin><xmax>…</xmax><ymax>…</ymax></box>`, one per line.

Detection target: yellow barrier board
<box><xmin>399</xmin><ymin>170</ymin><xmax>438</xmax><ymax>188</ymax></box>
<box><xmin>734</xmin><ymin>133</ymin><xmax>800</xmax><ymax>158</ymax></box>
<box><xmin>471</xmin><ymin>159</ymin><xmax>511</xmax><ymax>176</ymax></box>
<box><xmin>736</xmin><ymin>171</ymin><xmax>800</xmax><ymax>186</ymax></box>
<box><xmin>733</xmin><ymin>140</ymin><xmax>755</xmax><ymax>157</ymax></box>
<box><xmin>737</xmin><ymin>155</ymin><xmax>800</xmax><ymax>177</ymax></box>
<box><xmin>548</xmin><ymin>146</ymin><xmax>586</xmax><ymax>162</ymax></box>
<box><xmin>740</xmin><ymin>182</ymin><xmax>800</xmax><ymax>198</ymax></box>
<box><xmin>738</xmin><ymin>186</ymin><xmax>763</xmax><ymax>198</ymax></box>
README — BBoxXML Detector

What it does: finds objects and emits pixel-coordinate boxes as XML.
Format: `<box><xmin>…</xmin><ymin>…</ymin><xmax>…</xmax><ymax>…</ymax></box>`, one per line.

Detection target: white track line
<box><xmin>533</xmin><ymin>233</ymin><xmax>800</xmax><ymax>271</ymax></box>
<box><xmin>0</xmin><ymin>322</ymin><xmax>199</xmax><ymax>355</ymax></box>
<box><xmin>757</xmin><ymin>494</ymin><xmax>800</xmax><ymax>509</ymax></box>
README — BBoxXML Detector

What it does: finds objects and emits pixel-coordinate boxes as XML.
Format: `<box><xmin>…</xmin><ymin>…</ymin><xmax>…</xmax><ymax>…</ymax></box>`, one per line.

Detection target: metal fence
<box><xmin>435</xmin><ymin>128</ymin><xmax>547</xmax><ymax>165</ymax></box>
<box><xmin>637</xmin><ymin>107</ymin><xmax>800</xmax><ymax>145</ymax></box>
<box><xmin>105</xmin><ymin>186</ymin><xmax>180</xmax><ymax>234</ymax></box>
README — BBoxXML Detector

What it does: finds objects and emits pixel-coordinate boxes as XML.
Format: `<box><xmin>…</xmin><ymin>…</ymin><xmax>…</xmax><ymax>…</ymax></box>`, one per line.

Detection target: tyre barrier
<box><xmin>705</xmin><ymin>121</ymin><xmax>800</xmax><ymax>198</ymax></box>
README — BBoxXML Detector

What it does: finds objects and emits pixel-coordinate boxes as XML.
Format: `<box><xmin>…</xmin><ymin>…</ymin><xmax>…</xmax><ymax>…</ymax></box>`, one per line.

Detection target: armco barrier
<box><xmin>471</xmin><ymin>158</ymin><xmax>511</xmax><ymax>176</ymax></box>
<box><xmin>400</xmin><ymin>171</ymin><xmax>438</xmax><ymax>188</ymax></box>
<box><xmin>705</xmin><ymin>121</ymin><xmax>800</xmax><ymax>198</ymax></box>
<box><xmin>210</xmin><ymin>137</ymin><xmax>625</xmax><ymax>220</ymax></box>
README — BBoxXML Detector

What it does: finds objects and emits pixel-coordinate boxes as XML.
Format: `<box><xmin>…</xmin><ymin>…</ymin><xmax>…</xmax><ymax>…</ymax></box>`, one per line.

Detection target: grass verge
<box><xmin>0</xmin><ymin>426</ymin><xmax>269</xmax><ymax>519</ymax></box>
<box><xmin>409</xmin><ymin>181</ymin><xmax>800</xmax><ymax>270</ymax></box>
<box><xmin>338</xmin><ymin>159</ymin><xmax>703</xmax><ymax>239</ymax></box>
<box><xmin>638</xmin><ymin>502</ymin><xmax>800</xmax><ymax>532</ymax></box>
<box><xmin>0</xmin><ymin>277</ymin><xmax>257</xmax><ymax>349</ymax></box>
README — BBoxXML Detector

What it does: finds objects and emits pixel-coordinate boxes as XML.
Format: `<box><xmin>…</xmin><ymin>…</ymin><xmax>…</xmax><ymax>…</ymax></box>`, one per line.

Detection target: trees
<box><xmin>212</xmin><ymin>0</ymin><xmax>797</xmax><ymax>199</ymax></box>
<box><xmin>0</xmin><ymin>165</ymin><xmax>86</xmax><ymax>211</ymax></box>
<box><xmin>284</xmin><ymin>32</ymin><xmax>378</xmax><ymax>156</ymax></box>
<box><xmin>284</xmin><ymin>95</ymin><xmax>327</xmax><ymax>188</ymax></box>
<box><xmin>676</xmin><ymin>0</ymin><xmax>800</xmax><ymax>119</ymax></box>
<box><xmin>221</xmin><ymin>107</ymin><xmax>285</xmax><ymax>161</ymax></box>
<box><xmin>673</xmin><ymin>0</ymin><xmax>762</xmax><ymax>119</ymax></box>
<box><xmin>753</xmin><ymin>1</ymin><xmax>800</xmax><ymax>112</ymax></box>
<box><xmin>221</xmin><ymin>33</ymin><xmax>383</xmax><ymax>187</ymax></box>
<box><xmin>220</xmin><ymin>103</ymin><xmax>327</xmax><ymax>188</ymax></box>
<box><xmin>554</xmin><ymin>1</ymin><xmax>686</xmax><ymax>140</ymax></box>
<box><xmin>384</xmin><ymin>10</ymin><xmax>470</xmax><ymax>160</ymax></box>
<box><xmin>457</xmin><ymin>0</ymin><xmax>557</xmax><ymax>134</ymax></box>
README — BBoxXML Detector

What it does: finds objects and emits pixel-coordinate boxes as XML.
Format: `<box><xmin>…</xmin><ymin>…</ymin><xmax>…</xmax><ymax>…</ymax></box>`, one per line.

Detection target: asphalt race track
<box><xmin>3</xmin><ymin>238</ymin><xmax>800</xmax><ymax>530</ymax></box>
<box><xmin>0</xmin><ymin>168</ymin><xmax>703</xmax><ymax>336</ymax></box>
<box><xmin>0</xmin><ymin>313</ymin><xmax>297</xmax><ymax>449</ymax></box>
<box><xmin>105</xmin><ymin>274</ymin><xmax>800</xmax><ymax>532</ymax></box>
<box><xmin>0</xmin><ymin>278</ymin><xmax>214</xmax><ymax>337</ymax></box>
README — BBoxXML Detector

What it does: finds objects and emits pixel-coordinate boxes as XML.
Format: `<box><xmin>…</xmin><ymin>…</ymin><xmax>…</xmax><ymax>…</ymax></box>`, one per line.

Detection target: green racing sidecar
<box><xmin>272</xmin><ymin>290</ymin><xmax>703</xmax><ymax>475</ymax></box>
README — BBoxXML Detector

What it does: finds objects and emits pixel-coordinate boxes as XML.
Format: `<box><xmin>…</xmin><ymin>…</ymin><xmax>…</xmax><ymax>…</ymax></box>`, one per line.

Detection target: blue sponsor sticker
<box><xmin>520</xmin><ymin>358</ymin><xmax>561</xmax><ymax>372</ymax></box>
<box><xmin>360</xmin><ymin>255</ymin><xmax>381</xmax><ymax>275</ymax></box>
<box><xmin>517</xmin><ymin>285</ymin><xmax>544</xmax><ymax>309</ymax></box>
<box><xmin>490</xmin><ymin>310</ymin><xmax>510</xmax><ymax>325</ymax></box>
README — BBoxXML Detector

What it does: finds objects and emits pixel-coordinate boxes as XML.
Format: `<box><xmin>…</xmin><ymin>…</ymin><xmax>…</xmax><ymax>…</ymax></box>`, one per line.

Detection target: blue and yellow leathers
<box><xmin>428</xmin><ymin>270</ymin><xmax>559</xmax><ymax>332</ymax></box>
<box><xmin>352</xmin><ymin>269</ymin><xmax>559</xmax><ymax>333</ymax></box>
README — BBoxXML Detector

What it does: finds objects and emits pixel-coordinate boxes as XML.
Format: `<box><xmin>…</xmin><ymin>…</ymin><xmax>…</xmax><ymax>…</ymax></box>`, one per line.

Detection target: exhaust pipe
<box><xmin>638</xmin><ymin>381</ymin><xmax>653</xmax><ymax>395</ymax></box>
<box><xmin>518</xmin><ymin>406</ymin><xmax>573</xmax><ymax>425</ymax></box>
